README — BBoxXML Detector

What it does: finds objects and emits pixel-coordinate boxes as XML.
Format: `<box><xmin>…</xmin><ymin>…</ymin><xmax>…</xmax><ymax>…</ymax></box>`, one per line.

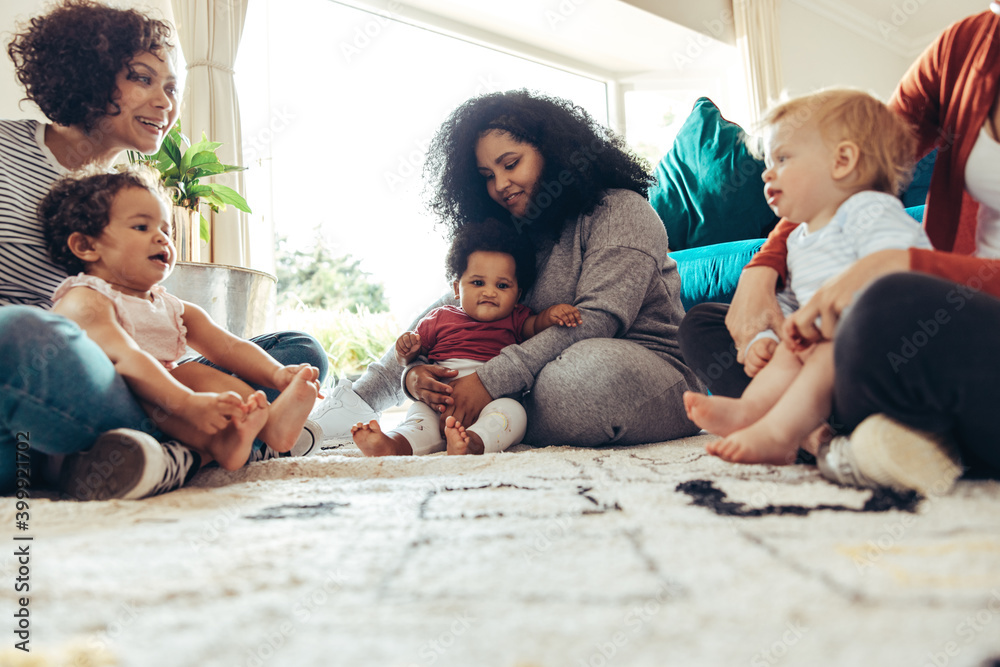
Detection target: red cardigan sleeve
<box><xmin>743</xmin><ymin>218</ymin><xmax>797</xmax><ymax>282</ymax></box>
<box><xmin>910</xmin><ymin>248</ymin><xmax>1000</xmax><ymax>299</ymax></box>
<box><xmin>889</xmin><ymin>26</ymin><xmax>946</xmax><ymax>160</ymax></box>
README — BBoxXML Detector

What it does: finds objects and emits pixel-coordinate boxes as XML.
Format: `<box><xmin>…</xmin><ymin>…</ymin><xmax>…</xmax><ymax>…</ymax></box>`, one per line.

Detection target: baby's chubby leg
<box><xmin>686</xmin><ymin>343</ymin><xmax>804</xmax><ymax>436</ymax></box>
<box><xmin>209</xmin><ymin>391</ymin><xmax>269</xmax><ymax>470</ymax></box>
<box><xmin>258</xmin><ymin>366</ymin><xmax>320</xmax><ymax>452</ymax></box>
<box><xmin>454</xmin><ymin>398</ymin><xmax>526</xmax><ymax>455</ymax></box>
<box><xmin>707</xmin><ymin>342</ymin><xmax>835</xmax><ymax>465</ymax></box>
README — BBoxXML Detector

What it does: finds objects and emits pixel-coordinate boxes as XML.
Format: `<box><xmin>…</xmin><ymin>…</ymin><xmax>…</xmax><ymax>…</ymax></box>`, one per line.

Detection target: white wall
<box><xmin>0</xmin><ymin>0</ymin><xmax>176</xmax><ymax>121</ymax></box>
<box><xmin>778</xmin><ymin>1</ymin><xmax>983</xmax><ymax>101</ymax></box>
<box><xmin>780</xmin><ymin>3</ymin><xmax>911</xmax><ymax>99</ymax></box>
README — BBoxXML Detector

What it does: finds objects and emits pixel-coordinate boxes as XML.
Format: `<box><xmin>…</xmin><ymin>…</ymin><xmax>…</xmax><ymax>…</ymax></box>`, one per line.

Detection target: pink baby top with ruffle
<box><xmin>53</xmin><ymin>274</ymin><xmax>188</xmax><ymax>369</ymax></box>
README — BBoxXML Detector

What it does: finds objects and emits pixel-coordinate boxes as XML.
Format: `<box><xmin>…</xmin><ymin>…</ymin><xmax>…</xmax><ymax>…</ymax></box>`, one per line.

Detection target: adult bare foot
<box><xmin>445</xmin><ymin>416</ymin><xmax>484</xmax><ymax>455</ymax></box>
<box><xmin>210</xmin><ymin>391</ymin><xmax>269</xmax><ymax>470</ymax></box>
<box><xmin>683</xmin><ymin>391</ymin><xmax>756</xmax><ymax>437</ymax></box>
<box><xmin>705</xmin><ymin>419</ymin><xmax>800</xmax><ymax>465</ymax></box>
<box><xmin>260</xmin><ymin>367</ymin><xmax>319</xmax><ymax>453</ymax></box>
<box><xmin>351</xmin><ymin>420</ymin><xmax>409</xmax><ymax>456</ymax></box>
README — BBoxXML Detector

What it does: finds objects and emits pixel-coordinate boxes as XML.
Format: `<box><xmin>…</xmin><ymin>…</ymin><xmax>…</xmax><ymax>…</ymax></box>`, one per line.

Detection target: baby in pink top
<box><xmin>42</xmin><ymin>167</ymin><xmax>320</xmax><ymax>470</ymax></box>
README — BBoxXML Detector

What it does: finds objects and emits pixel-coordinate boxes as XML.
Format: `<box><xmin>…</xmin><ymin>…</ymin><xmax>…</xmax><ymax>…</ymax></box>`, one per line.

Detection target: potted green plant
<box><xmin>128</xmin><ymin>122</ymin><xmax>275</xmax><ymax>338</ymax></box>
<box><xmin>128</xmin><ymin>120</ymin><xmax>251</xmax><ymax>262</ymax></box>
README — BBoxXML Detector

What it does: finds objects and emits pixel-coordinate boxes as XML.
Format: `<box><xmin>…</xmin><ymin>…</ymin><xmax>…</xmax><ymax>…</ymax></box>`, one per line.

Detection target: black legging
<box><xmin>678</xmin><ymin>273</ymin><xmax>1000</xmax><ymax>477</ymax></box>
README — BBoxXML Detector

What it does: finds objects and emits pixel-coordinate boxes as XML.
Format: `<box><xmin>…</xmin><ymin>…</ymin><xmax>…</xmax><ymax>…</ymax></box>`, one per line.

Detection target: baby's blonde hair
<box><xmin>762</xmin><ymin>88</ymin><xmax>916</xmax><ymax>196</ymax></box>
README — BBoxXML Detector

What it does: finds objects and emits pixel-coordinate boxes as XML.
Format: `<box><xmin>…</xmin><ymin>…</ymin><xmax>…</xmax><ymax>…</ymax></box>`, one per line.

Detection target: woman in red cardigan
<box><xmin>678</xmin><ymin>7</ymin><xmax>1000</xmax><ymax>493</ymax></box>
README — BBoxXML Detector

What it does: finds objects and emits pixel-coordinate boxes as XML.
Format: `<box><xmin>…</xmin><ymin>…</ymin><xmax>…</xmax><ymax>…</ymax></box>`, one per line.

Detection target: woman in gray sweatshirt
<box><xmin>313</xmin><ymin>90</ymin><xmax>703</xmax><ymax>447</ymax></box>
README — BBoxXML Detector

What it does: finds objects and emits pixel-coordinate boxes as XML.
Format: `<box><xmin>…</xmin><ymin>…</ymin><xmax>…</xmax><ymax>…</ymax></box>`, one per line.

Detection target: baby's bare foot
<box><xmin>260</xmin><ymin>367</ymin><xmax>319</xmax><ymax>452</ymax></box>
<box><xmin>445</xmin><ymin>416</ymin><xmax>485</xmax><ymax>455</ymax></box>
<box><xmin>684</xmin><ymin>391</ymin><xmax>756</xmax><ymax>437</ymax></box>
<box><xmin>212</xmin><ymin>391</ymin><xmax>269</xmax><ymax>470</ymax></box>
<box><xmin>705</xmin><ymin>419</ymin><xmax>800</xmax><ymax>465</ymax></box>
<box><xmin>352</xmin><ymin>420</ymin><xmax>409</xmax><ymax>456</ymax></box>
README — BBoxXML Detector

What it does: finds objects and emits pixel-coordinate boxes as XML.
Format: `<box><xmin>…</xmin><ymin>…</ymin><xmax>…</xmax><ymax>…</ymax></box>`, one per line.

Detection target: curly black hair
<box><xmin>7</xmin><ymin>0</ymin><xmax>174</xmax><ymax>132</ymax></box>
<box><xmin>424</xmin><ymin>89</ymin><xmax>654</xmax><ymax>240</ymax></box>
<box><xmin>444</xmin><ymin>218</ymin><xmax>537</xmax><ymax>297</ymax></box>
<box><xmin>41</xmin><ymin>166</ymin><xmax>170</xmax><ymax>275</ymax></box>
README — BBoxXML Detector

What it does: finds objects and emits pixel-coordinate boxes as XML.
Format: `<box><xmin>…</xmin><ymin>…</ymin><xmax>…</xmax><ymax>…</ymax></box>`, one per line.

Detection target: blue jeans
<box><xmin>0</xmin><ymin>306</ymin><xmax>328</xmax><ymax>493</ymax></box>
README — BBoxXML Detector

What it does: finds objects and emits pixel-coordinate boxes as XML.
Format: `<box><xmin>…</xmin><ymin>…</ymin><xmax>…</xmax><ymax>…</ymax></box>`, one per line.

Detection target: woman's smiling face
<box><xmin>102</xmin><ymin>50</ymin><xmax>180</xmax><ymax>155</ymax></box>
<box><xmin>475</xmin><ymin>130</ymin><xmax>545</xmax><ymax>219</ymax></box>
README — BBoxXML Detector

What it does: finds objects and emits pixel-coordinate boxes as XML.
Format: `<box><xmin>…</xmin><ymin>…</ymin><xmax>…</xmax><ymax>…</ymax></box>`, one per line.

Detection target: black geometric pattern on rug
<box><xmin>418</xmin><ymin>483</ymin><xmax>622</xmax><ymax>520</ymax></box>
<box><xmin>675</xmin><ymin>479</ymin><xmax>920</xmax><ymax>517</ymax></box>
<box><xmin>244</xmin><ymin>501</ymin><xmax>350</xmax><ymax>520</ymax></box>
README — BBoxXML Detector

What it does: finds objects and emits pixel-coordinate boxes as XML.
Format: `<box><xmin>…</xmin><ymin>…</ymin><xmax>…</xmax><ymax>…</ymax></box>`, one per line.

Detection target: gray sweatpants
<box><xmin>353</xmin><ymin>295</ymin><xmax>702</xmax><ymax>447</ymax></box>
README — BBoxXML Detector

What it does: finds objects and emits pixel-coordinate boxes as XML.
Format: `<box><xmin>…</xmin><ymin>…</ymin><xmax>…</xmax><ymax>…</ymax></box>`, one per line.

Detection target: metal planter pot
<box><xmin>161</xmin><ymin>262</ymin><xmax>276</xmax><ymax>339</ymax></box>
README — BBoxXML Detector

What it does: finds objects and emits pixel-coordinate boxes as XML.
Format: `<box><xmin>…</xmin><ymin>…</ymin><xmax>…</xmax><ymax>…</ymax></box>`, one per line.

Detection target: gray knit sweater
<box><xmin>478</xmin><ymin>188</ymin><xmax>685</xmax><ymax>396</ymax></box>
<box><xmin>354</xmin><ymin>188</ymin><xmax>687</xmax><ymax>409</ymax></box>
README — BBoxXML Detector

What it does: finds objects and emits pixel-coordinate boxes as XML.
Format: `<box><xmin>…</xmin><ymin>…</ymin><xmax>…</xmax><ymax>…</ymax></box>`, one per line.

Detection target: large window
<box><xmin>236</xmin><ymin>0</ymin><xmax>609</xmax><ymax>323</ymax></box>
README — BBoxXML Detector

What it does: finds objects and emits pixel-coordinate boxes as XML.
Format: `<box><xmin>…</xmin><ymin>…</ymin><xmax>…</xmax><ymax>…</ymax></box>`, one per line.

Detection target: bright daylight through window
<box><xmin>235</xmin><ymin>0</ymin><xmax>739</xmax><ymax>380</ymax></box>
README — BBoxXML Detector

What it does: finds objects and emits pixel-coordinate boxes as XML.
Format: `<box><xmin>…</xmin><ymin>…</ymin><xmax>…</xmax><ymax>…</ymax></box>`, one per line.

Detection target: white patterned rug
<box><xmin>3</xmin><ymin>427</ymin><xmax>1000</xmax><ymax>667</ymax></box>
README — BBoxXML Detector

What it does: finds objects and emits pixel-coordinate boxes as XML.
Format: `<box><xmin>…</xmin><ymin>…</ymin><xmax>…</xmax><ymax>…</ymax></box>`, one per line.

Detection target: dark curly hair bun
<box><xmin>8</xmin><ymin>0</ymin><xmax>173</xmax><ymax>131</ymax></box>
<box><xmin>445</xmin><ymin>218</ymin><xmax>538</xmax><ymax>297</ymax></box>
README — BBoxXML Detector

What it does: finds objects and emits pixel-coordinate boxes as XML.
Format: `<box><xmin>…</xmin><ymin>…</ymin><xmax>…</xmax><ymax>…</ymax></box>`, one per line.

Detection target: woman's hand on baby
<box><xmin>395</xmin><ymin>331</ymin><xmax>422</xmax><ymax>365</ymax></box>
<box><xmin>726</xmin><ymin>266</ymin><xmax>785</xmax><ymax>363</ymax></box>
<box><xmin>180</xmin><ymin>391</ymin><xmax>247</xmax><ymax>434</ymax></box>
<box><xmin>744</xmin><ymin>338</ymin><xmax>777</xmax><ymax>377</ymax></box>
<box><xmin>406</xmin><ymin>364</ymin><xmax>458</xmax><ymax>412</ymax></box>
<box><xmin>441</xmin><ymin>372</ymin><xmax>492</xmax><ymax>433</ymax></box>
<box><xmin>539</xmin><ymin>304</ymin><xmax>582</xmax><ymax>328</ymax></box>
<box><xmin>788</xmin><ymin>249</ymin><xmax>909</xmax><ymax>344</ymax></box>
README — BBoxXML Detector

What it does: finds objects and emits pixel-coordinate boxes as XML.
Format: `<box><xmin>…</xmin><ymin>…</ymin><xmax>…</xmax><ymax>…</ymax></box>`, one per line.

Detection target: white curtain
<box><xmin>734</xmin><ymin>0</ymin><xmax>784</xmax><ymax>127</ymax></box>
<box><xmin>171</xmin><ymin>0</ymin><xmax>250</xmax><ymax>267</ymax></box>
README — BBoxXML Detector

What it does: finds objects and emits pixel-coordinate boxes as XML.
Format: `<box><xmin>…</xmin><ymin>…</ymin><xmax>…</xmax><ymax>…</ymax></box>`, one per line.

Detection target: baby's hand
<box><xmin>395</xmin><ymin>331</ymin><xmax>422</xmax><ymax>365</ymax></box>
<box><xmin>180</xmin><ymin>391</ymin><xmax>246</xmax><ymax>434</ymax></box>
<box><xmin>744</xmin><ymin>338</ymin><xmax>777</xmax><ymax>377</ymax></box>
<box><xmin>781</xmin><ymin>317</ymin><xmax>814</xmax><ymax>352</ymax></box>
<box><xmin>541</xmin><ymin>304</ymin><xmax>582</xmax><ymax>328</ymax></box>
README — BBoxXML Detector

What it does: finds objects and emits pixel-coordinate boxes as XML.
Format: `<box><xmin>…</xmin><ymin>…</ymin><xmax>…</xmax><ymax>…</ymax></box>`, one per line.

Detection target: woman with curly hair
<box><xmin>0</xmin><ymin>0</ymin><xmax>327</xmax><ymax>500</ymax></box>
<box><xmin>313</xmin><ymin>90</ymin><xmax>704</xmax><ymax>448</ymax></box>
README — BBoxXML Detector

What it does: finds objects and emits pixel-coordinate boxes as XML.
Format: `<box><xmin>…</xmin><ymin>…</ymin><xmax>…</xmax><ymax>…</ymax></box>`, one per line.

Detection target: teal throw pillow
<box><xmin>649</xmin><ymin>97</ymin><xmax>778</xmax><ymax>251</ymax></box>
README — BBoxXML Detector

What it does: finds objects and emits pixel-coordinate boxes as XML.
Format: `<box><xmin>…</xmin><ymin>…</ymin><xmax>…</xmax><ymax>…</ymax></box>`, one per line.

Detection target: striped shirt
<box><xmin>0</xmin><ymin>119</ymin><xmax>69</xmax><ymax>308</ymax></box>
<box><xmin>783</xmin><ymin>191</ymin><xmax>932</xmax><ymax>309</ymax></box>
<box><xmin>747</xmin><ymin>191</ymin><xmax>933</xmax><ymax>353</ymax></box>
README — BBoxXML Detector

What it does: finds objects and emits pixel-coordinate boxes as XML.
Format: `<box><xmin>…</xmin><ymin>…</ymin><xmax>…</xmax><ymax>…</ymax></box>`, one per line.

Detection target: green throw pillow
<box><xmin>650</xmin><ymin>97</ymin><xmax>778</xmax><ymax>251</ymax></box>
